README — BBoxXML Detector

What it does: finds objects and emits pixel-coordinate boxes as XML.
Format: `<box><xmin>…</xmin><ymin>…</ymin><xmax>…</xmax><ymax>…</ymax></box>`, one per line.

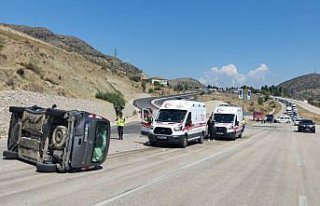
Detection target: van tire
<box><xmin>9</xmin><ymin>106</ymin><xmax>26</xmax><ymax>114</ymax></box>
<box><xmin>198</xmin><ymin>133</ymin><xmax>204</xmax><ymax>144</ymax></box>
<box><xmin>52</xmin><ymin>126</ymin><xmax>68</xmax><ymax>149</ymax></box>
<box><xmin>47</xmin><ymin>109</ymin><xmax>67</xmax><ymax>118</ymax></box>
<box><xmin>36</xmin><ymin>162</ymin><xmax>57</xmax><ymax>173</ymax></box>
<box><xmin>180</xmin><ymin>136</ymin><xmax>187</xmax><ymax>148</ymax></box>
<box><xmin>3</xmin><ymin>150</ymin><xmax>18</xmax><ymax>159</ymax></box>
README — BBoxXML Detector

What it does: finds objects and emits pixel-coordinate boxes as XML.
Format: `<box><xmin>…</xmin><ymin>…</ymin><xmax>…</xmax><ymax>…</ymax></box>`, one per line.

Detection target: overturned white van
<box><xmin>211</xmin><ymin>105</ymin><xmax>245</xmax><ymax>140</ymax></box>
<box><xmin>148</xmin><ymin>100</ymin><xmax>206</xmax><ymax>148</ymax></box>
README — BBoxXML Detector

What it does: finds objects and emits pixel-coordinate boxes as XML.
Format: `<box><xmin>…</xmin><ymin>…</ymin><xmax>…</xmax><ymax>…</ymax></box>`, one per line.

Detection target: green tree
<box><xmin>141</xmin><ymin>81</ymin><xmax>146</xmax><ymax>92</ymax></box>
<box><xmin>95</xmin><ymin>91</ymin><xmax>126</xmax><ymax>115</ymax></box>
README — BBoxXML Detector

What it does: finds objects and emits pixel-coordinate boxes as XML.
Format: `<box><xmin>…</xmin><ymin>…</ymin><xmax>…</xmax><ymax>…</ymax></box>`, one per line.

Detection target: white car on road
<box><xmin>275</xmin><ymin>115</ymin><xmax>291</xmax><ymax>123</ymax></box>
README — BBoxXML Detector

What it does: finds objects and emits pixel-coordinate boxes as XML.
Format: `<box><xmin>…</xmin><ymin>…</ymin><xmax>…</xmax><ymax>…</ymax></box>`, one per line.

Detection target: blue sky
<box><xmin>1</xmin><ymin>0</ymin><xmax>320</xmax><ymax>87</ymax></box>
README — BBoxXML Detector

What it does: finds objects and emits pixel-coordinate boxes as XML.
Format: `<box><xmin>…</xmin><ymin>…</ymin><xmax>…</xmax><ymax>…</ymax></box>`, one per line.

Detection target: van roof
<box><xmin>214</xmin><ymin>106</ymin><xmax>242</xmax><ymax>114</ymax></box>
<box><xmin>160</xmin><ymin>100</ymin><xmax>206</xmax><ymax>110</ymax></box>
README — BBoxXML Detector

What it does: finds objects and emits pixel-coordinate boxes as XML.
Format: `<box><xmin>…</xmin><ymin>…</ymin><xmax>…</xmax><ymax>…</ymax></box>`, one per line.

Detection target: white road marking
<box><xmin>93</xmin><ymin>130</ymin><xmax>267</xmax><ymax>206</ymax></box>
<box><xmin>299</xmin><ymin>195</ymin><xmax>308</xmax><ymax>206</ymax></box>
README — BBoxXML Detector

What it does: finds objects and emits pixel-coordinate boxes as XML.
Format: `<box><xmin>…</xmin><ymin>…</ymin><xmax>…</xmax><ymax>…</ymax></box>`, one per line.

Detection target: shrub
<box><xmin>16</xmin><ymin>68</ymin><xmax>25</xmax><ymax>77</ymax></box>
<box><xmin>174</xmin><ymin>83</ymin><xmax>184</xmax><ymax>92</ymax></box>
<box><xmin>154</xmin><ymin>86</ymin><xmax>161</xmax><ymax>91</ymax></box>
<box><xmin>130</xmin><ymin>75</ymin><xmax>141</xmax><ymax>82</ymax></box>
<box><xmin>154</xmin><ymin>81</ymin><xmax>160</xmax><ymax>86</ymax></box>
<box><xmin>0</xmin><ymin>37</ymin><xmax>5</xmax><ymax>50</ymax></box>
<box><xmin>95</xmin><ymin>91</ymin><xmax>125</xmax><ymax>114</ymax></box>
<box><xmin>148</xmin><ymin>88</ymin><xmax>154</xmax><ymax>93</ymax></box>
<box><xmin>258</xmin><ymin>97</ymin><xmax>264</xmax><ymax>105</ymax></box>
<box><xmin>141</xmin><ymin>81</ymin><xmax>146</xmax><ymax>92</ymax></box>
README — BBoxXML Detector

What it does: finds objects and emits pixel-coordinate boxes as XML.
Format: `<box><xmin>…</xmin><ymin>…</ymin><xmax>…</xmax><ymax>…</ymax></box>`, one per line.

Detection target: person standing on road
<box><xmin>116</xmin><ymin>112</ymin><xmax>126</xmax><ymax>140</ymax></box>
<box><xmin>207</xmin><ymin>115</ymin><xmax>214</xmax><ymax>141</ymax></box>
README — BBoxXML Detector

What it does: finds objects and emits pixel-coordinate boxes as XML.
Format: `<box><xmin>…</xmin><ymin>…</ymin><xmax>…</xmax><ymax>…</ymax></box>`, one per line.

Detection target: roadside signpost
<box><xmin>247</xmin><ymin>89</ymin><xmax>251</xmax><ymax>100</ymax></box>
<box><xmin>238</xmin><ymin>88</ymin><xmax>244</xmax><ymax>100</ymax></box>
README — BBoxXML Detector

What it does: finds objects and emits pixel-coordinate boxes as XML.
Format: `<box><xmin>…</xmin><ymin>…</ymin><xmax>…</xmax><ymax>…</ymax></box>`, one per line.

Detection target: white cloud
<box><xmin>247</xmin><ymin>64</ymin><xmax>269</xmax><ymax>78</ymax></box>
<box><xmin>199</xmin><ymin>63</ymin><xmax>270</xmax><ymax>88</ymax></box>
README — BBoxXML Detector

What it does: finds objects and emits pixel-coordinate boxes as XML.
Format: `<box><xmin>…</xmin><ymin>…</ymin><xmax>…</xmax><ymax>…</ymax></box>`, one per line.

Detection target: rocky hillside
<box><xmin>278</xmin><ymin>73</ymin><xmax>320</xmax><ymax>101</ymax></box>
<box><xmin>168</xmin><ymin>78</ymin><xmax>205</xmax><ymax>90</ymax></box>
<box><xmin>1</xmin><ymin>23</ymin><xmax>143</xmax><ymax>78</ymax></box>
<box><xmin>0</xmin><ymin>24</ymin><xmax>146</xmax><ymax>100</ymax></box>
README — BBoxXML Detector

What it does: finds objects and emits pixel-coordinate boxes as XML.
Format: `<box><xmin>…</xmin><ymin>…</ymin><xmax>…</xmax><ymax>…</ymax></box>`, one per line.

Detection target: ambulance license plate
<box><xmin>157</xmin><ymin>136</ymin><xmax>167</xmax><ymax>140</ymax></box>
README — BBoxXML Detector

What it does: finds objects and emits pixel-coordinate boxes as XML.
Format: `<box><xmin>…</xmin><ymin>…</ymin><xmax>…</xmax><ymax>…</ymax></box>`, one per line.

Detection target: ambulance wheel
<box><xmin>180</xmin><ymin>136</ymin><xmax>187</xmax><ymax>148</ymax></box>
<box><xmin>232</xmin><ymin>132</ymin><xmax>237</xmax><ymax>141</ymax></box>
<box><xmin>198</xmin><ymin>133</ymin><xmax>204</xmax><ymax>144</ymax></box>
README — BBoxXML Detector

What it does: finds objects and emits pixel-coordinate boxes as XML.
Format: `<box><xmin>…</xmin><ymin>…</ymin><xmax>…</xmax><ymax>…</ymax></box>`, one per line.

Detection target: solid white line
<box><xmin>299</xmin><ymin>195</ymin><xmax>308</xmax><ymax>206</ymax></box>
<box><xmin>93</xmin><ymin>130</ymin><xmax>266</xmax><ymax>206</ymax></box>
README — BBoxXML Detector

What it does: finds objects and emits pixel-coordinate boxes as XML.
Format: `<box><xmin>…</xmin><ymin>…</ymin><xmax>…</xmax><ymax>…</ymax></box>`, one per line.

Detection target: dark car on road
<box><xmin>298</xmin><ymin>119</ymin><xmax>316</xmax><ymax>133</ymax></box>
<box><xmin>265</xmin><ymin>114</ymin><xmax>274</xmax><ymax>123</ymax></box>
<box><xmin>2</xmin><ymin>105</ymin><xmax>111</xmax><ymax>172</ymax></box>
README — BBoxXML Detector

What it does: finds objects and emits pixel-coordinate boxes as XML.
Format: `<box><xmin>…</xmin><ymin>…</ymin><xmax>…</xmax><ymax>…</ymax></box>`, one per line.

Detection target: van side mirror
<box><xmin>235</xmin><ymin>121</ymin><xmax>239</xmax><ymax>126</ymax></box>
<box><xmin>186</xmin><ymin>120</ymin><xmax>192</xmax><ymax>126</ymax></box>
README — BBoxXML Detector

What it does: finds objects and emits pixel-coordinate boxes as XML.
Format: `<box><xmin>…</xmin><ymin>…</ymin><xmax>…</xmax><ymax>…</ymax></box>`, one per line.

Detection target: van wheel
<box><xmin>198</xmin><ymin>133</ymin><xmax>204</xmax><ymax>144</ymax></box>
<box><xmin>3</xmin><ymin>150</ymin><xmax>18</xmax><ymax>159</ymax></box>
<box><xmin>180</xmin><ymin>136</ymin><xmax>187</xmax><ymax>148</ymax></box>
<box><xmin>7</xmin><ymin>119</ymin><xmax>21</xmax><ymax>152</ymax></box>
<box><xmin>52</xmin><ymin>126</ymin><xmax>68</xmax><ymax>149</ymax></box>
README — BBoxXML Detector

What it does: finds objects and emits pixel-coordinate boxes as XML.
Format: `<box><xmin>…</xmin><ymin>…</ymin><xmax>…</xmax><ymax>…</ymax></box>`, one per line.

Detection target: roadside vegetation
<box><xmin>198</xmin><ymin>92</ymin><xmax>281</xmax><ymax>115</ymax></box>
<box><xmin>297</xmin><ymin>106</ymin><xmax>320</xmax><ymax>124</ymax></box>
<box><xmin>0</xmin><ymin>36</ymin><xmax>5</xmax><ymax>50</ymax></box>
<box><xmin>95</xmin><ymin>91</ymin><xmax>125</xmax><ymax>115</ymax></box>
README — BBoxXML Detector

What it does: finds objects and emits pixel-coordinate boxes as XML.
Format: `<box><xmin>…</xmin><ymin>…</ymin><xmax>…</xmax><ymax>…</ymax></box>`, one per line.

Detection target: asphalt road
<box><xmin>1</xmin><ymin>123</ymin><xmax>319</xmax><ymax>206</ymax></box>
<box><xmin>132</xmin><ymin>92</ymin><xmax>197</xmax><ymax>109</ymax></box>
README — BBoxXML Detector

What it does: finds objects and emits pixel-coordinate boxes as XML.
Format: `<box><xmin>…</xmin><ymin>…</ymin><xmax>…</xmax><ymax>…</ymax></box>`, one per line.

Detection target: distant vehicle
<box><xmin>211</xmin><ymin>105</ymin><xmax>245</xmax><ymax>140</ymax></box>
<box><xmin>148</xmin><ymin>100</ymin><xmax>207</xmax><ymax>148</ymax></box>
<box><xmin>292</xmin><ymin>116</ymin><xmax>302</xmax><ymax>126</ymax></box>
<box><xmin>286</xmin><ymin>106</ymin><xmax>292</xmax><ymax>115</ymax></box>
<box><xmin>3</xmin><ymin>105</ymin><xmax>110</xmax><ymax>172</ymax></box>
<box><xmin>253</xmin><ymin>111</ymin><xmax>264</xmax><ymax>121</ymax></box>
<box><xmin>298</xmin><ymin>119</ymin><xmax>316</xmax><ymax>133</ymax></box>
<box><xmin>275</xmin><ymin>115</ymin><xmax>291</xmax><ymax>123</ymax></box>
<box><xmin>265</xmin><ymin>114</ymin><xmax>274</xmax><ymax>123</ymax></box>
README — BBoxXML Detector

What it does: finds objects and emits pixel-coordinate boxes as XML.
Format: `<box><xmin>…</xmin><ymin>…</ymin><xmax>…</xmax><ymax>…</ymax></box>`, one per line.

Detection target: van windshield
<box><xmin>214</xmin><ymin>114</ymin><xmax>235</xmax><ymax>123</ymax></box>
<box><xmin>156</xmin><ymin>109</ymin><xmax>187</xmax><ymax>123</ymax></box>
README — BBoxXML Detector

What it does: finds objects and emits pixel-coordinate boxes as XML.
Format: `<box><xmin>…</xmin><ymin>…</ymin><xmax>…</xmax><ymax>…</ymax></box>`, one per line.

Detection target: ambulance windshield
<box><xmin>156</xmin><ymin>109</ymin><xmax>187</xmax><ymax>123</ymax></box>
<box><xmin>214</xmin><ymin>114</ymin><xmax>235</xmax><ymax>123</ymax></box>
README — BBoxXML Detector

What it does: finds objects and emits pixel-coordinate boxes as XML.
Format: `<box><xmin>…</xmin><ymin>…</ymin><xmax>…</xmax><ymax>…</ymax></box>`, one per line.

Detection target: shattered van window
<box><xmin>92</xmin><ymin>122</ymin><xmax>108</xmax><ymax>163</ymax></box>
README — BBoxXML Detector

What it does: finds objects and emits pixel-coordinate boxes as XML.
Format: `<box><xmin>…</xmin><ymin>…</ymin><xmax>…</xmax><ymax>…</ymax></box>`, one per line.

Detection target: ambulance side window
<box><xmin>186</xmin><ymin>113</ymin><xmax>192</xmax><ymax>126</ymax></box>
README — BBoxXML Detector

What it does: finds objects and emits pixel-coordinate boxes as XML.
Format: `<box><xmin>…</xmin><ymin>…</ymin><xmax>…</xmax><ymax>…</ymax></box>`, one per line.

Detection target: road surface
<box><xmin>296</xmin><ymin>101</ymin><xmax>320</xmax><ymax>115</ymax></box>
<box><xmin>133</xmin><ymin>92</ymin><xmax>197</xmax><ymax>109</ymax></box>
<box><xmin>1</xmin><ymin>123</ymin><xmax>319</xmax><ymax>206</ymax></box>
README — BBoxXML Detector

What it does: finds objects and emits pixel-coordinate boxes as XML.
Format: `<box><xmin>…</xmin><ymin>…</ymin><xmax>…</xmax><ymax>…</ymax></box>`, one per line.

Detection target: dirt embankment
<box><xmin>0</xmin><ymin>90</ymin><xmax>143</xmax><ymax>138</ymax></box>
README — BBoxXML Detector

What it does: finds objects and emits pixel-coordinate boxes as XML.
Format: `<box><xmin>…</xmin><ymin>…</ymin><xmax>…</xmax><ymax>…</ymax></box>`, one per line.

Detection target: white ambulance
<box><xmin>211</xmin><ymin>105</ymin><xmax>245</xmax><ymax>140</ymax></box>
<box><xmin>148</xmin><ymin>100</ymin><xmax>207</xmax><ymax>148</ymax></box>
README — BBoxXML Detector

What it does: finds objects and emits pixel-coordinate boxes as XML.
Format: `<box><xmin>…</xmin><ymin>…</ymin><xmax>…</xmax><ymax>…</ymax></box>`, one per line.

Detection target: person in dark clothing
<box><xmin>207</xmin><ymin>115</ymin><xmax>214</xmax><ymax>141</ymax></box>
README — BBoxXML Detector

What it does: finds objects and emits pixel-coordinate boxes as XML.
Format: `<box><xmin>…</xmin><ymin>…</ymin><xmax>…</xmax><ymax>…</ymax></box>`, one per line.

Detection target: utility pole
<box><xmin>114</xmin><ymin>48</ymin><xmax>118</xmax><ymax>57</ymax></box>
